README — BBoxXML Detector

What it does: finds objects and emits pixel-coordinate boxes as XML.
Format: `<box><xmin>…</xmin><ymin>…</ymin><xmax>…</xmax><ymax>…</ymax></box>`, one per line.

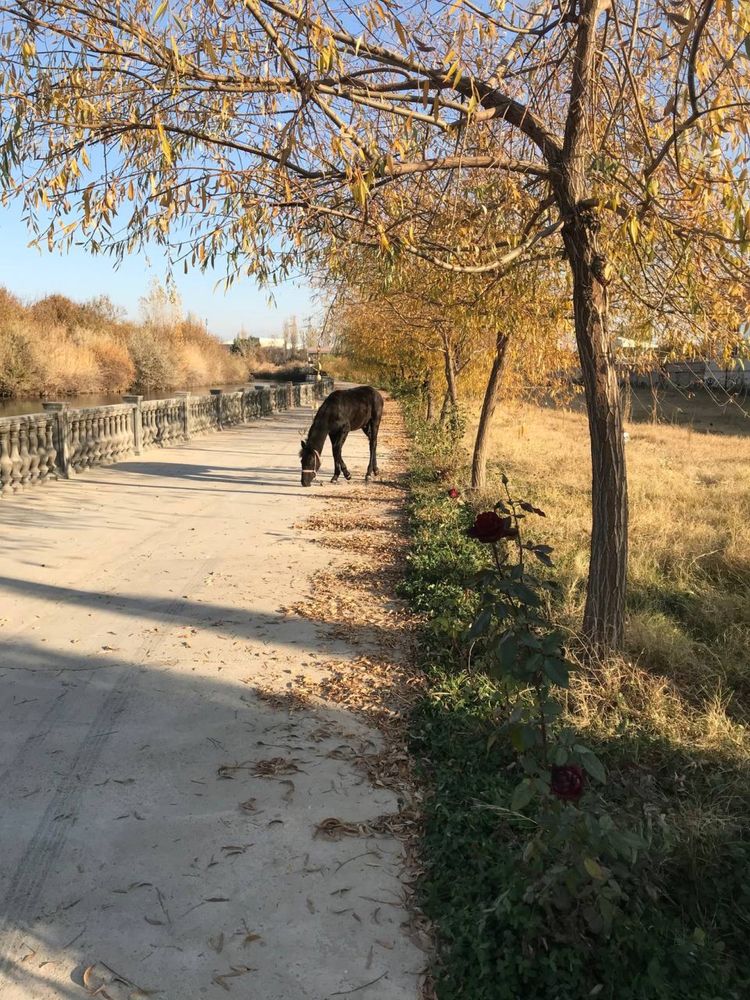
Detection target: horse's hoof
<box><xmin>330</xmin><ymin>476</ymin><xmax>340</xmax><ymax>484</ymax></box>
<box><xmin>343</xmin><ymin>471</ymin><xmax>352</xmax><ymax>481</ymax></box>
<box><xmin>365</xmin><ymin>475</ymin><xmax>371</xmax><ymax>484</ymax></box>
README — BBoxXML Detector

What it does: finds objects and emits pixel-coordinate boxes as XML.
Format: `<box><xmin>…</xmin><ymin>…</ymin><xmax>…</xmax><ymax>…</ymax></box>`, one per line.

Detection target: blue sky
<box><xmin>0</xmin><ymin>201</ymin><xmax>316</xmax><ymax>342</ymax></box>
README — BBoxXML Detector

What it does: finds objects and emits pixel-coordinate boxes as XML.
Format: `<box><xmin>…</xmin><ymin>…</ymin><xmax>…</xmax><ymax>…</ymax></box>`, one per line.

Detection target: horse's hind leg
<box><xmin>330</xmin><ymin>431</ymin><xmax>341</xmax><ymax>483</ymax></box>
<box><xmin>362</xmin><ymin>422</ymin><xmax>373</xmax><ymax>481</ymax></box>
<box><xmin>365</xmin><ymin>417</ymin><xmax>381</xmax><ymax>482</ymax></box>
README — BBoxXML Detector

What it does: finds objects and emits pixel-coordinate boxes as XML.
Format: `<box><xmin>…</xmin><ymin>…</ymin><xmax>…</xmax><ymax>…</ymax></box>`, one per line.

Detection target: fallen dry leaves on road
<box><xmin>289</xmin><ymin>403</ymin><xmax>434</xmax><ymax>997</ymax></box>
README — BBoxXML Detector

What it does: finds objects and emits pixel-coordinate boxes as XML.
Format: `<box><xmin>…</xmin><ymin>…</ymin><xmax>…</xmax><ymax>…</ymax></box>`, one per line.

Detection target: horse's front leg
<box><xmin>330</xmin><ymin>432</ymin><xmax>341</xmax><ymax>483</ymax></box>
<box><xmin>338</xmin><ymin>430</ymin><xmax>351</xmax><ymax>480</ymax></box>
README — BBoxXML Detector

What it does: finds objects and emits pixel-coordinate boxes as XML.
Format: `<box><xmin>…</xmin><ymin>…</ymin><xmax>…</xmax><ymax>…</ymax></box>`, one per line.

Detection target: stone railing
<box><xmin>0</xmin><ymin>378</ymin><xmax>333</xmax><ymax>498</ymax></box>
<box><xmin>0</xmin><ymin>412</ymin><xmax>59</xmax><ymax>494</ymax></box>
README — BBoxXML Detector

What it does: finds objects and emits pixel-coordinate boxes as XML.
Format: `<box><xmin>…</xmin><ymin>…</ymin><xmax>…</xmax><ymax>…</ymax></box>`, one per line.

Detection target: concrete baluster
<box><xmin>114</xmin><ymin>410</ymin><xmax>123</xmax><ymax>461</ymax></box>
<box><xmin>97</xmin><ymin>412</ymin><xmax>104</xmax><ymax>464</ymax></box>
<box><xmin>93</xmin><ymin>412</ymin><xmax>104</xmax><ymax>464</ymax></box>
<box><xmin>27</xmin><ymin>420</ymin><xmax>40</xmax><ymax>485</ymax></box>
<box><xmin>123</xmin><ymin>395</ymin><xmax>143</xmax><ymax>454</ymax></box>
<box><xmin>104</xmin><ymin>412</ymin><xmax>113</xmax><ymax>463</ymax></box>
<box><xmin>105</xmin><ymin>411</ymin><xmax>114</xmax><ymax>462</ymax></box>
<box><xmin>210</xmin><ymin>389</ymin><xmax>223</xmax><ymax>430</ymax></box>
<box><xmin>8</xmin><ymin>420</ymin><xmax>22</xmax><ymax>492</ymax></box>
<box><xmin>120</xmin><ymin>409</ymin><xmax>131</xmax><ymax>459</ymax></box>
<box><xmin>0</xmin><ymin>425</ymin><xmax>12</xmax><ymax>495</ymax></box>
<box><xmin>43</xmin><ymin>403</ymin><xmax>72</xmax><ymax>478</ymax></box>
<box><xmin>69</xmin><ymin>413</ymin><xmax>81</xmax><ymax>472</ymax></box>
<box><xmin>91</xmin><ymin>413</ymin><xmax>101</xmax><ymax>464</ymax></box>
<box><xmin>117</xmin><ymin>410</ymin><xmax>125</xmax><ymax>461</ymax></box>
<box><xmin>174</xmin><ymin>392</ymin><xmax>191</xmax><ymax>440</ymax></box>
<box><xmin>112</xmin><ymin>411</ymin><xmax>122</xmax><ymax>461</ymax></box>
<box><xmin>108</xmin><ymin>411</ymin><xmax>118</xmax><ymax>461</ymax></box>
<box><xmin>35</xmin><ymin>418</ymin><xmax>48</xmax><ymax>482</ymax></box>
<box><xmin>80</xmin><ymin>413</ymin><xmax>92</xmax><ymax>469</ymax></box>
<box><xmin>44</xmin><ymin>417</ymin><xmax>57</xmax><ymax>479</ymax></box>
<box><xmin>17</xmin><ymin>419</ymin><xmax>31</xmax><ymax>487</ymax></box>
<box><xmin>73</xmin><ymin>413</ymin><xmax>84</xmax><ymax>470</ymax></box>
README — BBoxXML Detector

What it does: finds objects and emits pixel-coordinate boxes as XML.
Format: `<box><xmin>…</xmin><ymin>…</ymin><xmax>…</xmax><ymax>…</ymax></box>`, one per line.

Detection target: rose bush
<box><xmin>463</xmin><ymin>477</ymin><xmax>644</xmax><ymax>939</ymax></box>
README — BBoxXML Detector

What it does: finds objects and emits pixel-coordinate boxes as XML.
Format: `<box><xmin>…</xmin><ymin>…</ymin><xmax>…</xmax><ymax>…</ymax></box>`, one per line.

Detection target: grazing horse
<box><xmin>300</xmin><ymin>386</ymin><xmax>384</xmax><ymax>486</ymax></box>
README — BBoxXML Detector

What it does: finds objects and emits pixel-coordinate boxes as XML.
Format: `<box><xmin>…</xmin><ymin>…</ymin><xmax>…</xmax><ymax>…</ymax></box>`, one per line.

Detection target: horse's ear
<box><xmin>300</xmin><ymin>439</ymin><xmax>307</xmax><ymax>449</ymax></box>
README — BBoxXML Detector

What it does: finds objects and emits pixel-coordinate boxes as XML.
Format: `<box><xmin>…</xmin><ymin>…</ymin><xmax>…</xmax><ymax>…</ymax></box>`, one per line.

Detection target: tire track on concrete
<box><xmin>0</xmin><ymin>566</ymin><xmax>217</xmax><ymax>974</ymax></box>
<box><xmin>0</xmin><ymin>449</ymin><xmax>232</xmax><ymax>801</ymax></box>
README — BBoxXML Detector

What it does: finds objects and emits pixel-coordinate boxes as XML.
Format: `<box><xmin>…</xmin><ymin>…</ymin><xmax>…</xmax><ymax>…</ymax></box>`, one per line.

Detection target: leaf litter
<box><xmin>288</xmin><ymin>409</ymin><xmax>433</xmax><ymax>994</ymax></box>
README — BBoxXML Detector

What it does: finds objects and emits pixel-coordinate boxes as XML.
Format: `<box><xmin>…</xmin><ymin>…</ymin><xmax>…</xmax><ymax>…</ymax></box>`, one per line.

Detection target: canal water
<box><xmin>0</xmin><ymin>383</ymin><xmax>268</xmax><ymax>418</ymax></box>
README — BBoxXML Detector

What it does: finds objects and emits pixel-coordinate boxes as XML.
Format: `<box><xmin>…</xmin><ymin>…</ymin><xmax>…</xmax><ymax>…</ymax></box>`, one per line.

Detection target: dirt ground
<box><xmin>0</xmin><ymin>400</ymin><xmax>426</xmax><ymax>999</ymax></box>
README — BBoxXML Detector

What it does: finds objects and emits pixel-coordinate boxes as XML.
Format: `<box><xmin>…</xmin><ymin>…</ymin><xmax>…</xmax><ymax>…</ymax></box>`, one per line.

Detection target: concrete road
<box><xmin>0</xmin><ymin>405</ymin><xmax>420</xmax><ymax>999</ymax></box>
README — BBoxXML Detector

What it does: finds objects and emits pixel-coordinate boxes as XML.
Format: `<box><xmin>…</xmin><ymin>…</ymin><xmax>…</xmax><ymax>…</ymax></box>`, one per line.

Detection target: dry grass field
<box><xmin>466</xmin><ymin>386</ymin><xmax>750</xmax><ymax>770</ymax></box>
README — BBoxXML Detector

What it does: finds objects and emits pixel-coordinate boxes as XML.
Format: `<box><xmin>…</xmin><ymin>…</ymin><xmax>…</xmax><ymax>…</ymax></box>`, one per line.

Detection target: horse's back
<box><xmin>322</xmin><ymin>385</ymin><xmax>383</xmax><ymax>429</ymax></box>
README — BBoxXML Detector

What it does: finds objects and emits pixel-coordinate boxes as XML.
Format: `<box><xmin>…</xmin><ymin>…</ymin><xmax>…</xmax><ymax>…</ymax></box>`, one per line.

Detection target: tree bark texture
<box><xmin>562</xmin><ymin>211</ymin><xmax>628</xmax><ymax>650</ymax></box>
<box><xmin>438</xmin><ymin>390</ymin><xmax>450</xmax><ymax>426</ymax></box>
<box><xmin>424</xmin><ymin>376</ymin><xmax>435</xmax><ymax>422</ymax></box>
<box><xmin>443</xmin><ymin>341</ymin><xmax>459</xmax><ymax>412</ymax></box>
<box><xmin>471</xmin><ymin>332</ymin><xmax>510</xmax><ymax>490</ymax></box>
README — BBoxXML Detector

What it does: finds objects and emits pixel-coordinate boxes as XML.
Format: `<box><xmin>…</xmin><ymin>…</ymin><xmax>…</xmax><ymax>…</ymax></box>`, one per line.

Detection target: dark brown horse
<box><xmin>300</xmin><ymin>386</ymin><xmax>384</xmax><ymax>486</ymax></box>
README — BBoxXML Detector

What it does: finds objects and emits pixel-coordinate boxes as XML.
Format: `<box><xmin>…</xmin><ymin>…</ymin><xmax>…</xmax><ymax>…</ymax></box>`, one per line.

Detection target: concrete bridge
<box><xmin>0</xmin><ymin>400</ymin><xmax>419</xmax><ymax>999</ymax></box>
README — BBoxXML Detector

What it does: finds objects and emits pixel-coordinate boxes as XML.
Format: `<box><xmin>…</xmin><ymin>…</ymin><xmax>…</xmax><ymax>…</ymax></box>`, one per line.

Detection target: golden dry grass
<box><xmin>465</xmin><ymin>390</ymin><xmax>750</xmax><ymax>762</ymax></box>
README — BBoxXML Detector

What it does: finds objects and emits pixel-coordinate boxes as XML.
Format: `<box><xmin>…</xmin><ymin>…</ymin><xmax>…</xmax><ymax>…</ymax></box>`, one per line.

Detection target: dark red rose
<box><xmin>550</xmin><ymin>765</ymin><xmax>585</xmax><ymax>802</ymax></box>
<box><xmin>448</xmin><ymin>488</ymin><xmax>461</xmax><ymax>499</ymax></box>
<box><xmin>467</xmin><ymin>511</ymin><xmax>518</xmax><ymax>543</ymax></box>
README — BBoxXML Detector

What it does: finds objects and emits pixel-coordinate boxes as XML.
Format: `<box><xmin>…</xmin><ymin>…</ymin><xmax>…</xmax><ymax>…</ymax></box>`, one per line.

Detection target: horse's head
<box><xmin>299</xmin><ymin>439</ymin><xmax>321</xmax><ymax>487</ymax></box>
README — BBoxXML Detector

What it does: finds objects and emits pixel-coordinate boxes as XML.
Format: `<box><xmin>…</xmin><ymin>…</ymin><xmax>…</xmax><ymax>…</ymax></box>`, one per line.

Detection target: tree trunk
<box><xmin>548</xmin><ymin>0</ymin><xmax>629</xmax><ymax>651</ymax></box>
<box><xmin>562</xmin><ymin>212</ymin><xmax>628</xmax><ymax>651</ymax></box>
<box><xmin>438</xmin><ymin>390</ymin><xmax>451</xmax><ymax>426</ymax></box>
<box><xmin>471</xmin><ymin>332</ymin><xmax>510</xmax><ymax>490</ymax></box>
<box><xmin>424</xmin><ymin>375</ymin><xmax>435</xmax><ymax>422</ymax></box>
<box><xmin>443</xmin><ymin>343</ymin><xmax>459</xmax><ymax>411</ymax></box>
<box><xmin>621</xmin><ymin>378</ymin><xmax>632</xmax><ymax>425</ymax></box>
<box><xmin>439</xmin><ymin>339</ymin><xmax>461</xmax><ymax>436</ymax></box>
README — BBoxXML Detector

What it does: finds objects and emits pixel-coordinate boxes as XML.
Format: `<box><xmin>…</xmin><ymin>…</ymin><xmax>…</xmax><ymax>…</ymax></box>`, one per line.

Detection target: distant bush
<box><xmin>89</xmin><ymin>334</ymin><xmax>136</xmax><ymax>392</ymax></box>
<box><xmin>127</xmin><ymin>326</ymin><xmax>179</xmax><ymax>391</ymax></box>
<box><xmin>252</xmin><ymin>361</ymin><xmax>313</xmax><ymax>381</ymax></box>
<box><xmin>0</xmin><ymin>285</ymin><xmax>249</xmax><ymax>398</ymax></box>
<box><xmin>36</xmin><ymin>328</ymin><xmax>100</xmax><ymax>395</ymax></box>
<box><xmin>0</xmin><ymin>323</ymin><xmax>39</xmax><ymax>395</ymax></box>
